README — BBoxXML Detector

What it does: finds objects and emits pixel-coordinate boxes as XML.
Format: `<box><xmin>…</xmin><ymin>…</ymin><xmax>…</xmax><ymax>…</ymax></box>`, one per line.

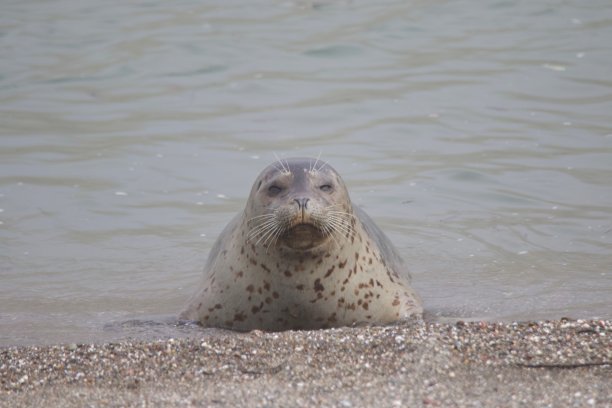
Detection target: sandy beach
<box><xmin>1</xmin><ymin>319</ymin><xmax>610</xmax><ymax>407</ymax></box>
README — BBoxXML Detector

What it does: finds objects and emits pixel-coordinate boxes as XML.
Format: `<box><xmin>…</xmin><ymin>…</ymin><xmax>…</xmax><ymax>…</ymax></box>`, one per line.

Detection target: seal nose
<box><xmin>294</xmin><ymin>198</ymin><xmax>309</xmax><ymax>210</ymax></box>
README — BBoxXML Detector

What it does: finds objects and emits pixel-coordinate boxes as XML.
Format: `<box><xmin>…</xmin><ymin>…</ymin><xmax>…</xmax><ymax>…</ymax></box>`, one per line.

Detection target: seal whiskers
<box><xmin>249</xmin><ymin>221</ymin><xmax>283</xmax><ymax>250</ymax></box>
<box><xmin>325</xmin><ymin>215</ymin><xmax>353</xmax><ymax>238</ymax></box>
<box><xmin>246</xmin><ymin>214</ymin><xmax>277</xmax><ymax>242</ymax></box>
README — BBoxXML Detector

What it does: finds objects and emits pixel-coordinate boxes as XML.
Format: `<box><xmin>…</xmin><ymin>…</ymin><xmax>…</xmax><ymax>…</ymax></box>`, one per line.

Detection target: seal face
<box><xmin>180</xmin><ymin>158</ymin><xmax>422</xmax><ymax>331</ymax></box>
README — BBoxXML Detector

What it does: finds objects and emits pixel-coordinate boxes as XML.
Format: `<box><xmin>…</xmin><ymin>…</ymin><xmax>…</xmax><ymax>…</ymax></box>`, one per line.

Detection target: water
<box><xmin>1</xmin><ymin>0</ymin><xmax>611</xmax><ymax>346</ymax></box>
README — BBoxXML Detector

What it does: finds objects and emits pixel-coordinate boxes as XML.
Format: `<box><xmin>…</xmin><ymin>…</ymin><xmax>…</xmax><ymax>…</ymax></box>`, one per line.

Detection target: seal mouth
<box><xmin>281</xmin><ymin>222</ymin><xmax>327</xmax><ymax>250</ymax></box>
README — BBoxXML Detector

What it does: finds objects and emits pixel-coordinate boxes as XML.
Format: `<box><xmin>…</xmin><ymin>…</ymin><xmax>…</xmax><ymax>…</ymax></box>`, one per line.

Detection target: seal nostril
<box><xmin>294</xmin><ymin>198</ymin><xmax>309</xmax><ymax>210</ymax></box>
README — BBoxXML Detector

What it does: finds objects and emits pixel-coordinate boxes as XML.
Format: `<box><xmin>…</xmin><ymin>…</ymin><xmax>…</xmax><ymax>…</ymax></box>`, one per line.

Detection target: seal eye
<box><xmin>268</xmin><ymin>185</ymin><xmax>282</xmax><ymax>195</ymax></box>
<box><xmin>320</xmin><ymin>184</ymin><xmax>333</xmax><ymax>192</ymax></box>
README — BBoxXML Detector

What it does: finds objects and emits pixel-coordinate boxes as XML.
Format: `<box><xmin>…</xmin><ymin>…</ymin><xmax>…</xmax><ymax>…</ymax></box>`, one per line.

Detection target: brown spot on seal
<box><xmin>314</xmin><ymin>278</ymin><xmax>324</xmax><ymax>292</ymax></box>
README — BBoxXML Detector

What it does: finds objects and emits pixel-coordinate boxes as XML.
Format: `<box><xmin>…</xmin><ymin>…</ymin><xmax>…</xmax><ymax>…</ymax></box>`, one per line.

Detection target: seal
<box><xmin>180</xmin><ymin>157</ymin><xmax>422</xmax><ymax>331</ymax></box>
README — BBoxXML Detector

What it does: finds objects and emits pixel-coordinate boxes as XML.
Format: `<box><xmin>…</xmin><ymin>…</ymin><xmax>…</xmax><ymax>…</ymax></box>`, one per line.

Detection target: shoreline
<box><xmin>1</xmin><ymin>319</ymin><xmax>610</xmax><ymax>407</ymax></box>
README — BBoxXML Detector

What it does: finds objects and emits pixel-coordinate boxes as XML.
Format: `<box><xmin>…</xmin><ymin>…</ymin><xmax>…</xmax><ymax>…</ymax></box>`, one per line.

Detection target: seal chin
<box><xmin>281</xmin><ymin>223</ymin><xmax>328</xmax><ymax>250</ymax></box>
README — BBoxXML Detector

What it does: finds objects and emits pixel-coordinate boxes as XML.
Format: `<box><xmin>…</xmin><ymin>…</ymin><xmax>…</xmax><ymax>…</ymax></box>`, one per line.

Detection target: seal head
<box><xmin>246</xmin><ymin>158</ymin><xmax>351</xmax><ymax>251</ymax></box>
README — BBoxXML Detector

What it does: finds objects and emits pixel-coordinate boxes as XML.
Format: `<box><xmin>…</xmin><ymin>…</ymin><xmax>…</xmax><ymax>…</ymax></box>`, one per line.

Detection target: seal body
<box><xmin>180</xmin><ymin>158</ymin><xmax>422</xmax><ymax>331</ymax></box>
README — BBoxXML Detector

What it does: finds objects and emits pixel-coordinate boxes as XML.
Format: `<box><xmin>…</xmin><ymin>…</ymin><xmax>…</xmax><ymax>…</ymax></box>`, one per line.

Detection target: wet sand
<box><xmin>1</xmin><ymin>319</ymin><xmax>610</xmax><ymax>407</ymax></box>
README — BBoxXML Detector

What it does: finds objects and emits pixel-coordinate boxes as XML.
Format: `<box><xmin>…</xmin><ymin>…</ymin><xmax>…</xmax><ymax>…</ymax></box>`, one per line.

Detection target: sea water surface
<box><xmin>1</xmin><ymin>0</ymin><xmax>611</xmax><ymax>346</ymax></box>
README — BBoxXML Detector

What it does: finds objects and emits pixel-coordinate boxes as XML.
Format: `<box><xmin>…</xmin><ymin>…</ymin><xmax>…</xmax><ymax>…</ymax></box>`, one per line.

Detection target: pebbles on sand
<box><xmin>1</xmin><ymin>319</ymin><xmax>610</xmax><ymax>407</ymax></box>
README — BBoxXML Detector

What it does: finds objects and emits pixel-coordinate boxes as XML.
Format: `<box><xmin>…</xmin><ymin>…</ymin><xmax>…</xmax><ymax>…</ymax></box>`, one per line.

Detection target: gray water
<box><xmin>1</xmin><ymin>0</ymin><xmax>611</xmax><ymax>346</ymax></box>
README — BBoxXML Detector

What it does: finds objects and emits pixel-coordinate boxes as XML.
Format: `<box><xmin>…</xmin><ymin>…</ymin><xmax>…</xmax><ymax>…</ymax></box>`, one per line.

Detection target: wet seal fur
<box><xmin>181</xmin><ymin>158</ymin><xmax>422</xmax><ymax>331</ymax></box>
